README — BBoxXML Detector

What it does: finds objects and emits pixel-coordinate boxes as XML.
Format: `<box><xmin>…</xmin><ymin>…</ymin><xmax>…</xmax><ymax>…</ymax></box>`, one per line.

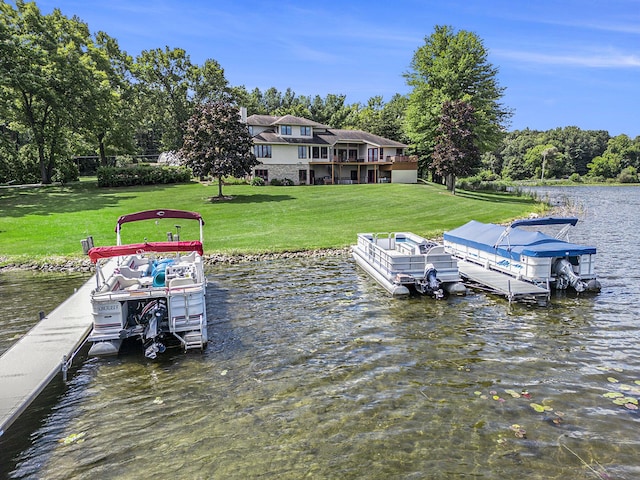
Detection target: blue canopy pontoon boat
<box><xmin>443</xmin><ymin>217</ymin><xmax>600</xmax><ymax>293</ymax></box>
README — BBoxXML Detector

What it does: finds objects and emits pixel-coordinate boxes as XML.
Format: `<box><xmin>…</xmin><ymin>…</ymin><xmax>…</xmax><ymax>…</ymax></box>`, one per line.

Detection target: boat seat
<box><xmin>117</xmin><ymin>266</ymin><xmax>143</xmax><ymax>278</ymax></box>
<box><xmin>110</xmin><ymin>275</ymin><xmax>142</xmax><ymax>291</ymax></box>
<box><xmin>168</xmin><ymin>277</ymin><xmax>196</xmax><ymax>289</ymax></box>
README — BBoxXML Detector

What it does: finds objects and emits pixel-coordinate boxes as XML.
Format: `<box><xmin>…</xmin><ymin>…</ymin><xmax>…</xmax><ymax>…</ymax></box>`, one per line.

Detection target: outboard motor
<box><xmin>417</xmin><ymin>263</ymin><xmax>444</xmax><ymax>298</ymax></box>
<box><xmin>553</xmin><ymin>258</ymin><xmax>586</xmax><ymax>292</ymax></box>
<box><xmin>141</xmin><ymin>299</ymin><xmax>167</xmax><ymax>358</ymax></box>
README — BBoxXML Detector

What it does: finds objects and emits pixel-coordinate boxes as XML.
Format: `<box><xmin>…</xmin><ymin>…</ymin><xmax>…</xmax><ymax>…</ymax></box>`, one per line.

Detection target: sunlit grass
<box><xmin>0</xmin><ymin>180</ymin><xmax>544</xmax><ymax>261</ymax></box>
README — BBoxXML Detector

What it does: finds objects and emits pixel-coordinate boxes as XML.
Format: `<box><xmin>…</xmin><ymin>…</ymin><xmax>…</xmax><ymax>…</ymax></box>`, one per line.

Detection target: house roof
<box><xmin>247</xmin><ymin>114</ymin><xmax>406</xmax><ymax>148</ymax></box>
<box><xmin>247</xmin><ymin>114</ymin><xmax>328</xmax><ymax>128</ymax></box>
<box><xmin>253</xmin><ymin>131</ymin><xmax>334</xmax><ymax>145</ymax></box>
<box><xmin>329</xmin><ymin>129</ymin><xmax>406</xmax><ymax>148</ymax></box>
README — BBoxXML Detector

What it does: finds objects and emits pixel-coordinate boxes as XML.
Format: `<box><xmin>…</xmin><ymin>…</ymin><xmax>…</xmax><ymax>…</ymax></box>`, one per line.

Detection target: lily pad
<box><xmin>607</xmin><ymin>377</ymin><xmax>619</xmax><ymax>383</ymax></box>
<box><xmin>530</xmin><ymin>403</ymin><xmax>553</xmax><ymax>413</ymax></box>
<box><xmin>603</xmin><ymin>392</ymin><xmax>624</xmax><ymax>398</ymax></box>
<box><xmin>504</xmin><ymin>389</ymin><xmax>521</xmax><ymax>398</ymax></box>
<box><xmin>625</xmin><ymin>403</ymin><xmax>639</xmax><ymax>410</ymax></box>
<box><xmin>59</xmin><ymin>432</ymin><xmax>86</xmax><ymax>445</ymax></box>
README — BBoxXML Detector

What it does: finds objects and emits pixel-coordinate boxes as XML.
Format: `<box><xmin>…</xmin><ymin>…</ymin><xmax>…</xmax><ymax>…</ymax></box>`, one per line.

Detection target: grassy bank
<box><xmin>0</xmin><ymin>180</ymin><xmax>544</xmax><ymax>262</ymax></box>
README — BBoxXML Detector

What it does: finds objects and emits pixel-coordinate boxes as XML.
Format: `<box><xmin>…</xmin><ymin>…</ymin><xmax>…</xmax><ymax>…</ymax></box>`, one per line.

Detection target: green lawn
<box><xmin>0</xmin><ymin>180</ymin><xmax>545</xmax><ymax>261</ymax></box>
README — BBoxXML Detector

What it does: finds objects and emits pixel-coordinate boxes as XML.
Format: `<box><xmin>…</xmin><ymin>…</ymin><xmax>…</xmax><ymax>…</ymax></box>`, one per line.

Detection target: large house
<box><xmin>246</xmin><ymin>114</ymin><xmax>417</xmax><ymax>185</ymax></box>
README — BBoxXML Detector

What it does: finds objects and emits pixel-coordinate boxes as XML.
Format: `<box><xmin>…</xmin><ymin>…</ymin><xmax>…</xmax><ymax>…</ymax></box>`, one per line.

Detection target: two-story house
<box><xmin>246</xmin><ymin>114</ymin><xmax>417</xmax><ymax>185</ymax></box>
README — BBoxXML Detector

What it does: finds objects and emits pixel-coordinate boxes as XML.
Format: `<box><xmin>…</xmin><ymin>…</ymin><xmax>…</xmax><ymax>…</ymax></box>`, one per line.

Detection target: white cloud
<box><xmin>494</xmin><ymin>49</ymin><xmax>640</xmax><ymax>68</ymax></box>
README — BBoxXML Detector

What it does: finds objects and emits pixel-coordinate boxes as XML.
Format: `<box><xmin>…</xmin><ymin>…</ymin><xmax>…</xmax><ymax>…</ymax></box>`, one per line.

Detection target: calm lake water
<box><xmin>1</xmin><ymin>186</ymin><xmax>639</xmax><ymax>479</ymax></box>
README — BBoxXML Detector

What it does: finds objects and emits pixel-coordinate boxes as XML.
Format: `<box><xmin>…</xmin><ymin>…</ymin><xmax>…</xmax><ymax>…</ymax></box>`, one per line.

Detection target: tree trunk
<box><xmin>446</xmin><ymin>173</ymin><xmax>455</xmax><ymax>193</ymax></box>
<box><xmin>38</xmin><ymin>145</ymin><xmax>50</xmax><ymax>184</ymax></box>
<box><xmin>98</xmin><ymin>133</ymin><xmax>108</xmax><ymax>167</ymax></box>
<box><xmin>217</xmin><ymin>175</ymin><xmax>223</xmax><ymax>197</ymax></box>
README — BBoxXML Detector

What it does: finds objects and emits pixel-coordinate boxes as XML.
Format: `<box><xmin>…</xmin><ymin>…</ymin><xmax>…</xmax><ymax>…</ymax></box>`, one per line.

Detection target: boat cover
<box><xmin>88</xmin><ymin>241</ymin><xmax>203</xmax><ymax>263</ymax></box>
<box><xmin>443</xmin><ymin>220</ymin><xmax>596</xmax><ymax>260</ymax></box>
<box><xmin>116</xmin><ymin>209</ymin><xmax>204</xmax><ymax>230</ymax></box>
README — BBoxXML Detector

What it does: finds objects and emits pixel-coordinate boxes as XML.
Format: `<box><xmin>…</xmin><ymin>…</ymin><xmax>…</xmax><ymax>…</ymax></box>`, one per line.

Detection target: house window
<box><xmin>312</xmin><ymin>147</ymin><xmax>320</xmax><ymax>159</ymax></box>
<box><xmin>300</xmin><ymin>126</ymin><xmax>311</xmax><ymax>136</ymax></box>
<box><xmin>379</xmin><ymin>147</ymin><xmax>384</xmax><ymax>160</ymax></box>
<box><xmin>367</xmin><ymin>148</ymin><xmax>379</xmax><ymax>162</ymax></box>
<box><xmin>280</xmin><ymin>125</ymin><xmax>292</xmax><ymax>135</ymax></box>
<box><xmin>255</xmin><ymin>169</ymin><xmax>268</xmax><ymax>182</ymax></box>
<box><xmin>254</xmin><ymin>145</ymin><xmax>272</xmax><ymax>158</ymax></box>
<box><xmin>298</xmin><ymin>146</ymin><xmax>307</xmax><ymax>159</ymax></box>
<box><xmin>321</xmin><ymin>147</ymin><xmax>328</xmax><ymax>159</ymax></box>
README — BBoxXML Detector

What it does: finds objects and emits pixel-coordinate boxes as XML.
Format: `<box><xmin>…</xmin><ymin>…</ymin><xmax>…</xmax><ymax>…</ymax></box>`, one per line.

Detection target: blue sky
<box><xmin>32</xmin><ymin>0</ymin><xmax>640</xmax><ymax>137</ymax></box>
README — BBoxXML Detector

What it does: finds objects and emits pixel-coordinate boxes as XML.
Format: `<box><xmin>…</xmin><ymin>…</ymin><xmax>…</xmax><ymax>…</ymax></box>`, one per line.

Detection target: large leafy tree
<box><xmin>0</xmin><ymin>1</ymin><xmax>106</xmax><ymax>183</ymax></box>
<box><xmin>431</xmin><ymin>100</ymin><xmax>480</xmax><ymax>193</ymax></box>
<box><xmin>180</xmin><ymin>101</ymin><xmax>258</xmax><ymax>198</ymax></box>
<box><xmin>85</xmin><ymin>31</ymin><xmax>137</xmax><ymax>166</ymax></box>
<box><xmin>133</xmin><ymin>47</ymin><xmax>229</xmax><ymax>152</ymax></box>
<box><xmin>404</xmin><ymin>25</ymin><xmax>511</xmax><ymax>178</ymax></box>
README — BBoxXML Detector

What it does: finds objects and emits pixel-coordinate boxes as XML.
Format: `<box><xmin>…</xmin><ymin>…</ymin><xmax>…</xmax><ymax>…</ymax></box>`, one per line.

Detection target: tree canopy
<box><xmin>1</xmin><ymin>3</ymin><xmax>637</xmax><ymax>187</ymax></box>
<box><xmin>431</xmin><ymin>100</ymin><xmax>480</xmax><ymax>193</ymax></box>
<box><xmin>404</xmin><ymin>25</ymin><xmax>511</xmax><ymax>182</ymax></box>
<box><xmin>0</xmin><ymin>1</ymin><xmax>113</xmax><ymax>183</ymax></box>
<box><xmin>180</xmin><ymin>101</ymin><xmax>258</xmax><ymax>198</ymax></box>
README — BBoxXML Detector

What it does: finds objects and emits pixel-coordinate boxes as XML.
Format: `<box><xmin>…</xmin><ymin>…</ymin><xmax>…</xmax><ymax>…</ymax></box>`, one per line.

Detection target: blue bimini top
<box><xmin>443</xmin><ymin>219</ymin><xmax>597</xmax><ymax>261</ymax></box>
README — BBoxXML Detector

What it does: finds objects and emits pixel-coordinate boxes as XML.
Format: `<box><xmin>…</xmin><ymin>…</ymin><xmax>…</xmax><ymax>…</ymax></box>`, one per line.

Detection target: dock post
<box><xmin>62</xmin><ymin>355</ymin><xmax>68</xmax><ymax>383</ymax></box>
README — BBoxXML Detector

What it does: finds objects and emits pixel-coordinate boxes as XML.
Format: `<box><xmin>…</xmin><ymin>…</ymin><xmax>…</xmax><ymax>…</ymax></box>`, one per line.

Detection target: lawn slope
<box><xmin>0</xmin><ymin>181</ymin><xmax>543</xmax><ymax>260</ymax></box>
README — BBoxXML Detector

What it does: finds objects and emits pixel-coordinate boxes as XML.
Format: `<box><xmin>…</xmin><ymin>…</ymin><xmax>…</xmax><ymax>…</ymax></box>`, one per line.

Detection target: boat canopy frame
<box><xmin>115</xmin><ymin>209</ymin><xmax>204</xmax><ymax>245</ymax></box>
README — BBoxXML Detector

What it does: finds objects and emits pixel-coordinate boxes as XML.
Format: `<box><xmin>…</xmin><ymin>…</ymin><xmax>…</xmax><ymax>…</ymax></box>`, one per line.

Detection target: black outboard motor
<box><xmin>142</xmin><ymin>299</ymin><xmax>168</xmax><ymax>359</ymax></box>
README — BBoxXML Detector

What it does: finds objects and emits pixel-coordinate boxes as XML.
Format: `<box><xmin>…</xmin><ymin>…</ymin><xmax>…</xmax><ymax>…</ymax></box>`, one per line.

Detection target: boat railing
<box><xmin>359</xmin><ymin>234</ymin><xmax>428</xmax><ymax>276</ymax></box>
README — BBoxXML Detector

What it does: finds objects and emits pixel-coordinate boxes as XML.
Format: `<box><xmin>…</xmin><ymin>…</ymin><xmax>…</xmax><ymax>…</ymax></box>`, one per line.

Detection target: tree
<box><xmin>0</xmin><ymin>1</ymin><xmax>105</xmax><ymax>183</ymax></box>
<box><xmin>85</xmin><ymin>31</ymin><xmax>137</xmax><ymax>166</ymax></box>
<box><xmin>404</xmin><ymin>25</ymin><xmax>511</xmax><ymax>177</ymax></box>
<box><xmin>180</xmin><ymin>101</ymin><xmax>258</xmax><ymax>198</ymax></box>
<box><xmin>431</xmin><ymin>100</ymin><xmax>480</xmax><ymax>193</ymax></box>
<box><xmin>132</xmin><ymin>47</ymin><xmax>229</xmax><ymax>152</ymax></box>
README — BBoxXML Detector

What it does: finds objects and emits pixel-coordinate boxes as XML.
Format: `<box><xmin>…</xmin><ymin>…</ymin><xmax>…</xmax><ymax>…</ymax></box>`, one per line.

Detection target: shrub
<box><xmin>568</xmin><ymin>173</ymin><xmax>583</xmax><ymax>183</ymax></box>
<box><xmin>251</xmin><ymin>177</ymin><xmax>265</xmax><ymax>186</ymax></box>
<box><xmin>97</xmin><ymin>165</ymin><xmax>192</xmax><ymax>187</ymax></box>
<box><xmin>617</xmin><ymin>166</ymin><xmax>639</xmax><ymax>184</ymax></box>
<box><xmin>270</xmin><ymin>178</ymin><xmax>283</xmax><ymax>186</ymax></box>
<box><xmin>281</xmin><ymin>178</ymin><xmax>294</xmax><ymax>186</ymax></box>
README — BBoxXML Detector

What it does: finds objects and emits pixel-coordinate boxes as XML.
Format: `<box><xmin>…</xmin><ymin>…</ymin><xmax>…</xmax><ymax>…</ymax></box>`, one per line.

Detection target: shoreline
<box><xmin>0</xmin><ymin>248</ymin><xmax>353</xmax><ymax>273</ymax></box>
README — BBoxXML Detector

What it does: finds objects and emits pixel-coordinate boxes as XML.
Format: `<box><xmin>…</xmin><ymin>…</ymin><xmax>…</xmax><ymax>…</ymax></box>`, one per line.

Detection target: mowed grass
<box><xmin>0</xmin><ymin>180</ymin><xmax>544</xmax><ymax>261</ymax></box>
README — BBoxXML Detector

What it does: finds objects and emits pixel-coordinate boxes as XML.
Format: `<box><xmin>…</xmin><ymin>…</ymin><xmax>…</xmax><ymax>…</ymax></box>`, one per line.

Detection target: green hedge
<box><xmin>97</xmin><ymin>164</ymin><xmax>193</xmax><ymax>187</ymax></box>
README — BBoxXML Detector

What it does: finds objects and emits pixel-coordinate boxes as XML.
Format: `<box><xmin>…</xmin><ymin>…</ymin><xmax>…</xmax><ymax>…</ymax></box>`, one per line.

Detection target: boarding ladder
<box><xmin>169</xmin><ymin>287</ymin><xmax>206</xmax><ymax>352</ymax></box>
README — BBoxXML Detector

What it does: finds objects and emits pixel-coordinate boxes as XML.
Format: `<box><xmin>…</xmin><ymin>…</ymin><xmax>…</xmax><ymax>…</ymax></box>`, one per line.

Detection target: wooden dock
<box><xmin>457</xmin><ymin>260</ymin><xmax>550</xmax><ymax>305</ymax></box>
<box><xmin>0</xmin><ymin>261</ymin><xmax>112</xmax><ymax>436</ymax></box>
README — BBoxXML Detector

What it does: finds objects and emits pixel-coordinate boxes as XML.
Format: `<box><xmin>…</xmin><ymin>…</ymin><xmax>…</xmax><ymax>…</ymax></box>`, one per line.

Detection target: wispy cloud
<box><xmin>494</xmin><ymin>49</ymin><xmax>640</xmax><ymax>68</ymax></box>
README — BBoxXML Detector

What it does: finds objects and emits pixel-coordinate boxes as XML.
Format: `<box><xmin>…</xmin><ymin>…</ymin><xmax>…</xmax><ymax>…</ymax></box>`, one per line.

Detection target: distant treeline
<box><xmin>1</xmin><ymin>2</ymin><xmax>638</xmax><ymax>186</ymax></box>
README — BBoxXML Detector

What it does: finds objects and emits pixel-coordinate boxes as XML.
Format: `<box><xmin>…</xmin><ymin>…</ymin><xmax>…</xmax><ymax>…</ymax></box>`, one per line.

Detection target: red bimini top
<box><xmin>88</xmin><ymin>241</ymin><xmax>203</xmax><ymax>263</ymax></box>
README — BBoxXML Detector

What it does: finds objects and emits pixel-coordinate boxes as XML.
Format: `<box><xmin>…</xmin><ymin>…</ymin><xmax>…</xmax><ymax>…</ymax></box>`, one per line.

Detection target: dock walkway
<box><xmin>0</xmin><ymin>261</ymin><xmax>112</xmax><ymax>436</ymax></box>
<box><xmin>457</xmin><ymin>260</ymin><xmax>550</xmax><ymax>305</ymax></box>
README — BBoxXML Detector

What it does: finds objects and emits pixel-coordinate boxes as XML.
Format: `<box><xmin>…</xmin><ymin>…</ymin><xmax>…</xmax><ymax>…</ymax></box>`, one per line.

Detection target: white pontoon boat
<box><xmin>443</xmin><ymin>217</ymin><xmax>601</xmax><ymax>294</ymax></box>
<box><xmin>352</xmin><ymin>232</ymin><xmax>467</xmax><ymax>297</ymax></box>
<box><xmin>86</xmin><ymin>209</ymin><xmax>208</xmax><ymax>358</ymax></box>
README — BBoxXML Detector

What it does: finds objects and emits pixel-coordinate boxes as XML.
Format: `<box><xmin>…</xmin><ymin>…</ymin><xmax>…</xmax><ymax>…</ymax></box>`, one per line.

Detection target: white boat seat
<box><xmin>110</xmin><ymin>274</ymin><xmax>141</xmax><ymax>291</ymax></box>
<box><xmin>168</xmin><ymin>277</ymin><xmax>196</xmax><ymax>289</ymax></box>
<box><xmin>117</xmin><ymin>266</ymin><xmax>142</xmax><ymax>278</ymax></box>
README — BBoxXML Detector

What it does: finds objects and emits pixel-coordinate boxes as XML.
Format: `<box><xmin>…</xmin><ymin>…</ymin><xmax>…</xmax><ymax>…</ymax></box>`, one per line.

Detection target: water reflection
<box><xmin>2</xmin><ymin>186</ymin><xmax>640</xmax><ymax>479</ymax></box>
